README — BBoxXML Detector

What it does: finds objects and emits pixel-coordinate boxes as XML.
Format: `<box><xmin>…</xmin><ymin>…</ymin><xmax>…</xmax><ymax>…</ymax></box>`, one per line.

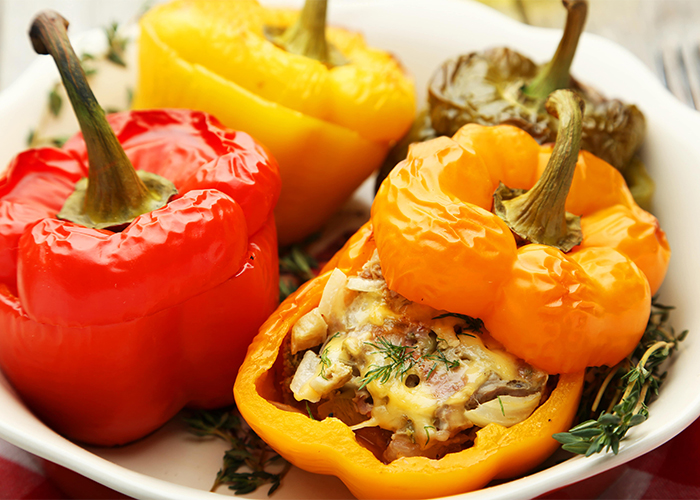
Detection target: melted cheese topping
<box><xmin>289</xmin><ymin>255</ymin><xmax>547</xmax><ymax>457</ymax></box>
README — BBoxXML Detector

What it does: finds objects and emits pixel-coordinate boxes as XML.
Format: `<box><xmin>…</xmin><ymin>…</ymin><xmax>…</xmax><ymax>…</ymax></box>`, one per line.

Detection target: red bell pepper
<box><xmin>0</xmin><ymin>11</ymin><xmax>281</xmax><ymax>446</ymax></box>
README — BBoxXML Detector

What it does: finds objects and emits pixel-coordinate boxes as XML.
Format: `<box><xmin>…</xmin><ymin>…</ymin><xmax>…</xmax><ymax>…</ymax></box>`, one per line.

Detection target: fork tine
<box><xmin>659</xmin><ymin>40</ymin><xmax>695</xmax><ymax>108</ymax></box>
<box><xmin>680</xmin><ymin>41</ymin><xmax>700</xmax><ymax>110</ymax></box>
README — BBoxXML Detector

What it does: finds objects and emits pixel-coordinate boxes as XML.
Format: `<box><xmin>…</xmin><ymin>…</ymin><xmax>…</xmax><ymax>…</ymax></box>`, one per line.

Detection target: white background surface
<box><xmin>2</xmin><ymin>0</ymin><xmax>700</xmax><ymax>94</ymax></box>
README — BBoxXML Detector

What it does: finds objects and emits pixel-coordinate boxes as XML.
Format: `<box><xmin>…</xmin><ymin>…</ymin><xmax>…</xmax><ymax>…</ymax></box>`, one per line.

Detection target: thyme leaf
<box><xmin>553</xmin><ymin>297</ymin><xmax>686</xmax><ymax>456</ymax></box>
<box><xmin>183</xmin><ymin>407</ymin><xmax>290</xmax><ymax>495</ymax></box>
<box><xmin>48</xmin><ymin>85</ymin><xmax>62</xmax><ymax>117</ymax></box>
<box><xmin>105</xmin><ymin>21</ymin><xmax>128</xmax><ymax>67</ymax></box>
<box><xmin>50</xmin><ymin>136</ymin><xmax>70</xmax><ymax>148</ymax></box>
<box><xmin>81</xmin><ymin>52</ymin><xmax>98</xmax><ymax>77</ymax></box>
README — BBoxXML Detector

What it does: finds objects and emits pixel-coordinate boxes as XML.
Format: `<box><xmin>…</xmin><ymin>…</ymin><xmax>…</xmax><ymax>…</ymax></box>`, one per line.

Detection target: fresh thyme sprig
<box><xmin>553</xmin><ymin>297</ymin><xmax>687</xmax><ymax>456</ymax></box>
<box><xmin>183</xmin><ymin>407</ymin><xmax>291</xmax><ymax>495</ymax></box>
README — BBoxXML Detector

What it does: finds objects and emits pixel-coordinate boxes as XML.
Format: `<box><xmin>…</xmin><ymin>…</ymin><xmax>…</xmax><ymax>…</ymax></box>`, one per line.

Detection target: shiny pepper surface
<box><xmin>234</xmin><ymin>223</ymin><xmax>585</xmax><ymax>499</ymax></box>
<box><xmin>135</xmin><ymin>0</ymin><xmax>416</xmax><ymax>245</ymax></box>
<box><xmin>0</xmin><ymin>109</ymin><xmax>281</xmax><ymax>445</ymax></box>
<box><xmin>372</xmin><ymin>123</ymin><xmax>670</xmax><ymax>374</ymax></box>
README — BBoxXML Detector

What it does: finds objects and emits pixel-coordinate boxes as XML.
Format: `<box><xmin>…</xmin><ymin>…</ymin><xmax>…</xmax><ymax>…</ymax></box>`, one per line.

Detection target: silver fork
<box><xmin>657</xmin><ymin>38</ymin><xmax>700</xmax><ymax>110</ymax></box>
<box><xmin>651</xmin><ymin>0</ymin><xmax>700</xmax><ymax>111</ymax></box>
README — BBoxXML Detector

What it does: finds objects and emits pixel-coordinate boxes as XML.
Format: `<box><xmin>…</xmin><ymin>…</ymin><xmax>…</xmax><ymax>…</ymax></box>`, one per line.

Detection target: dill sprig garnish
<box><xmin>424</xmin><ymin>347</ymin><xmax>460</xmax><ymax>372</ymax></box>
<box><xmin>359</xmin><ymin>338</ymin><xmax>418</xmax><ymax>389</ymax></box>
<box><xmin>553</xmin><ymin>297</ymin><xmax>687</xmax><ymax>456</ymax></box>
<box><xmin>497</xmin><ymin>396</ymin><xmax>506</xmax><ymax>416</ymax></box>
<box><xmin>360</xmin><ymin>336</ymin><xmax>462</xmax><ymax>388</ymax></box>
<box><xmin>183</xmin><ymin>408</ymin><xmax>291</xmax><ymax>495</ymax></box>
<box><xmin>319</xmin><ymin>332</ymin><xmax>341</xmax><ymax>380</ymax></box>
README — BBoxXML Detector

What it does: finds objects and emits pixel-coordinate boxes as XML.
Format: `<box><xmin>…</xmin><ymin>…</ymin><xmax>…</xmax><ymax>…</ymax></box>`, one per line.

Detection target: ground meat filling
<box><xmin>286</xmin><ymin>251</ymin><xmax>548</xmax><ymax>463</ymax></box>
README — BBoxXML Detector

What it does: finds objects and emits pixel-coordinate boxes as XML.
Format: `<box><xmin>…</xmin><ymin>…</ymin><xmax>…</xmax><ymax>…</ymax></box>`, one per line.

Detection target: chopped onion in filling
<box><xmin>287</xmin><ymin>251</ymin><xmax>548</xmax><ymax>462</ymax></box>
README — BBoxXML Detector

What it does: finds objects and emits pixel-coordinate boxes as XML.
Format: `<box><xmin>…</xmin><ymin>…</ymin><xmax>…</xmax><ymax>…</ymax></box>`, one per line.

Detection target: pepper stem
<box><xmin>522</xmin><ymin>0</ymin><xmax>588</xmax><ymax>100</ymax></box>
<box><xmin>270</xmin><ymin>0</ymin><xmax>347</xmax><ymax>67</ymax></box>
<box><xmin>493</xmin><ymin>89</ymin><xmax>584</xmax><ymax>252</ymax></box>
<box><xmin>30</xmin><ymin>11</ymin><xmax>176</xmax><ymax>230</ymax></box>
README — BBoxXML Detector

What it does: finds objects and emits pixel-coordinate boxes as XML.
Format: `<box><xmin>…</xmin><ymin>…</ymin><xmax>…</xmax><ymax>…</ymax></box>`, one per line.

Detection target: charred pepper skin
<box><xmin>0</xmin><ymin>109</ymin><xmax>281</xmax><ymax>446</ymax></box>
<box><xmin>427</xmin><ymin>47</ymin><xmax>646</xmax><ymax>172</ymax></box>
<box><xmin>234</xmin><ymin>223</ymin><xmax>585</xmax><ymax>500</ymax></box>
<box><xmin>376</xmin><ymin>0</ymin><xmax>647</xmax><ymax>200</ymax></box>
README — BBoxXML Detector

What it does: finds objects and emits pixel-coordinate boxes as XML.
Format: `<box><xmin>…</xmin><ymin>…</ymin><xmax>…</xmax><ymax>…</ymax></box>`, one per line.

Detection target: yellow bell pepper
<box><xmin>134</xmin><ymin>0</ymin><xmax>416</xmax><ymax>244</ymax></box>
<box><xmin>234</xmin><ymin>223</ymin><xmax>585</xmax><ymax>499</ymax></box>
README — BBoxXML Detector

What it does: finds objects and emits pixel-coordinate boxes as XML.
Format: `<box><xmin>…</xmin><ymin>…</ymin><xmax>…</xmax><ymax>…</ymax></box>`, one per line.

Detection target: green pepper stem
<box><xmin>271</xmin><ymin>0</ymin><xmax>346</xmax><ymax>67</ymax></box>
<box><xmin>493</xmin><ymin>89</ymin><xmax>584</xmax><ymax>252</ymax></box>
<box><xmin>30</xmin><ymin>11</ymin><xmax>175</xmax><ymax>230</ymax></box>
<box><xmin>522</xmin><ymin>0</ymin><xmax>588</xmax><ymax>99</ymax></box>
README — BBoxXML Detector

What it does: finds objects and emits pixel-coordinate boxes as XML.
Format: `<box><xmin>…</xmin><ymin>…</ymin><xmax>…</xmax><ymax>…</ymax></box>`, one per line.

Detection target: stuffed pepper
<box><xmin>234</xmin><ymin>89</ymin><xmax>670</xmax><ymax>498</ymax></box>
<box><xmin>135</xmin><ymin>0</ymin><xmax>416</xmax><ymax>245</ymax></box>
<box><xmin>0</xmin><ymin>11</ymin><xmax>280</xmax><ymax>446</ymax></box>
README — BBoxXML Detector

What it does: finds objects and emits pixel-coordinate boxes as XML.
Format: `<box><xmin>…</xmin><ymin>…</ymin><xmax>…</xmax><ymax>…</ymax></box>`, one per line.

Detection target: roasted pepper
<box><xmin>376</xmin><ymin>0</ymin><xmax>652</xmax><ymax>207</ymax></box>
<box><xmin>0</xmin><ymin>12</ymin><xmax>280</xmax><ymax>446</ymax></box>
<box><xmin>373</xmin><ymin>90</ymin><xmax>669</xmax><ymax>374</ymax></box>
<box><xmin>234</xmin><ymin>221</ymin><xmax>585</xmax><ymax>499</ymax></box>
<box><xmin>134</xmin><ymin>0</ymin><xmax>416</xmax><ymax>245</ymax></box>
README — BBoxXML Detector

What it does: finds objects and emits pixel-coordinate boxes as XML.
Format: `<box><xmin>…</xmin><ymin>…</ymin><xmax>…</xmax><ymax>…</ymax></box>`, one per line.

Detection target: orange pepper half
<box><xmin>234</xmin><ymin>224</ymin><xmax>584</xmax><ymax>499</ymax></box>
<box><xmin>372</xmin><ymin>123</ymin><xmax>670</xmax><ymax>374</ymax></box>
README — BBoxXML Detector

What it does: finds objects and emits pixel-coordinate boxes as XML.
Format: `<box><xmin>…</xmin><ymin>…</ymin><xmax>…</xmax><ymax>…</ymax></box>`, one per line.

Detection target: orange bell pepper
<box><xmin>372</xmin><ymin>90</ymin><xmax>670</xmax><ymax>374</ymax></box>
<box><xmin>234</xmin><ymin>222</ymin><xmax>585</xmax><ymax>499</ymax></box>
<box><xmin>233</xmin><ymin>91</ymin><xmax>653</xmax><ymax>497</ymax></box>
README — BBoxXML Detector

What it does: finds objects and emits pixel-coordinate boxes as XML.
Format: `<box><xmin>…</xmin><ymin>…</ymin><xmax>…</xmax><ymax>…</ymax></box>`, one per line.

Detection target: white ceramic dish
<box><xmin>1</xmin><ymin>0</ymin><xmax>699</xmax><ymax>499</ymax></box>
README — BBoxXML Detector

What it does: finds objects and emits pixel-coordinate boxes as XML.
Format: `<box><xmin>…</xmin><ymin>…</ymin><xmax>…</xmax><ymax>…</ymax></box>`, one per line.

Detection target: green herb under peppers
<box><xmin>279</xmin><ymin>244</ymin><xmax>318</xmax><ymax>301</ymax></box>
<box><xmin>183</xmin><ymin>407</ymin><xmax>291</xmax><ymax>495</ymax></box>
<box><xmin>553</xmin><ymin>298</ymin><xmax>687</xmax><ymax>456</ymax></box>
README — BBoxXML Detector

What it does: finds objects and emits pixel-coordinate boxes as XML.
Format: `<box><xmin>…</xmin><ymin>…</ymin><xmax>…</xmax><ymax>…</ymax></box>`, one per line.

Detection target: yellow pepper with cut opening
<box><xmin>134</xmin><ymin>0</ymin><xmax>416</xmax><ymax>244</ymax></box>
<box><xmin>234</xmin><ymin>223</ymin><xmax>585</xmax><ymax>499</ymax></box>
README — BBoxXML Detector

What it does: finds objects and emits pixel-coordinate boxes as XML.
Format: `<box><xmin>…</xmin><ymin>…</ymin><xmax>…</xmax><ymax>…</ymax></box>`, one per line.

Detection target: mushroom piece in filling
<box><xmin>286</xmin><ymin>251</ymin><xmax>548</xmax><ymax>463</ymax></box>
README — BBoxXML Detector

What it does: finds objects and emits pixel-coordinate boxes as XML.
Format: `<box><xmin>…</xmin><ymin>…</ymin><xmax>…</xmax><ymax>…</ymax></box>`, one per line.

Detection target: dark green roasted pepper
<box><xmin>377</xmin><ymin>0</ymin><xmax>653</xmax><ymax>208</ymax></box>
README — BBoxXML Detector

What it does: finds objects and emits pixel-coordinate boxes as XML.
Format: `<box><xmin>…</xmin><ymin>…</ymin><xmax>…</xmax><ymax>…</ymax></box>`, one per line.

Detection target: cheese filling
<box><xmin>287</xmin><ymin>251</ymin><xmax>548</xmax><ymax>462</ymax></box>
